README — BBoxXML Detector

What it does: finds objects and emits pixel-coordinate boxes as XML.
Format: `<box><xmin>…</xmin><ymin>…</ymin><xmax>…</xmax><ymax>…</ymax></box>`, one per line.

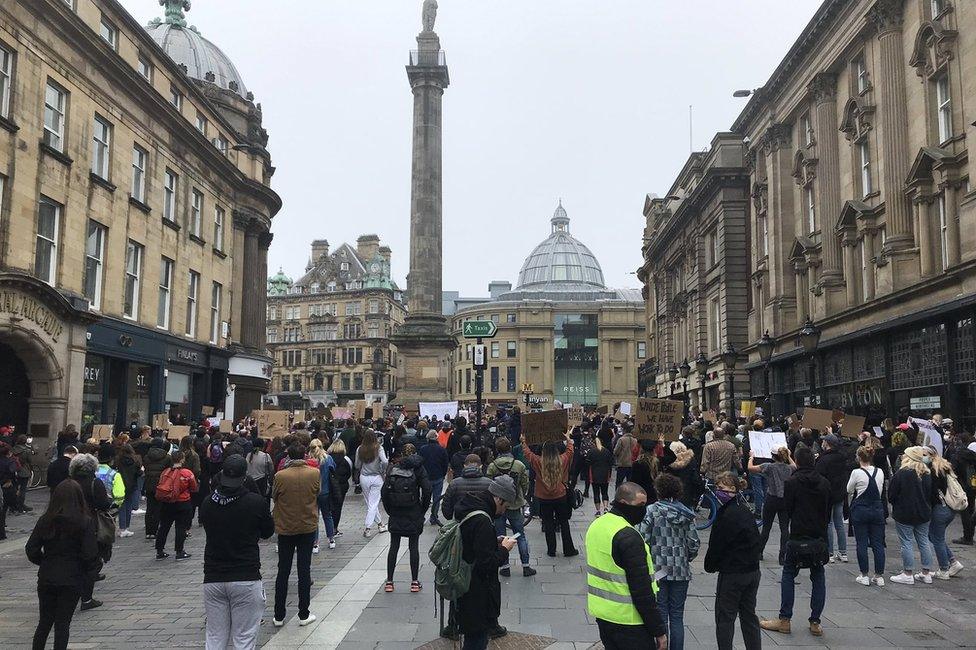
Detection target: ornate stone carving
<box><xmin>909</xmin><ymin>21</ymin><xmax>958</xmax><ymax>77</ymax></box>
<box><xmin>763</xmin><ymin>123</ymin><xmax>793</xmax><ymax>154</ymax></box>
<box><xmin>422</xmin><ymin>0</ymin><xmax>438</xmax><ymax>33</ymax></box>
<box><xmin>751</xmin><ymin>182</ymin><xmax>768</xmax><ymax>215</ymax></box>
<box><xmin>160</xmin><ymin>0</ymin><xmax>191</xmax><ymax>28</ymax></box>
<box><xmin>792</xmin><ymin>151</ymin><xmax>818</xmax><ymax>186</ymax></box>
<box><xmin>839</xmin><ymin>97</ymin><xmax>876</xmax><ymax>141</ymax></box>
<box><xmin>808</xmin><ymin>72</ymin><xmax>838</xmax><ymax>103</ymax></box>
<box><xmin>867</xmin><ymin>0</ymin><xmax>905</xmax><ymax>35</ymax></box>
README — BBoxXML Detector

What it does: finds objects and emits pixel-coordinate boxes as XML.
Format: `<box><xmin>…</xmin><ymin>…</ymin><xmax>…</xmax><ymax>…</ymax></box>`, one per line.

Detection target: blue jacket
<box><xmin>318</xmin><ymin>454</ymin><xmax>336</xmax><ymax>496</ymax></box>
<box><xmin>418</xmin><ymin>442</ymin><xmax>449</xmax><ymax>481</ymax></box>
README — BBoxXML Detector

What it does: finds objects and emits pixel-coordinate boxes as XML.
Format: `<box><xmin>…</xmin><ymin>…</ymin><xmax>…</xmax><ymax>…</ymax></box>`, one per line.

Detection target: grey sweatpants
<box><xmin>204</xmin><ymin>580</ymin><xmax>266</xmax><ymax>650</ymax></box>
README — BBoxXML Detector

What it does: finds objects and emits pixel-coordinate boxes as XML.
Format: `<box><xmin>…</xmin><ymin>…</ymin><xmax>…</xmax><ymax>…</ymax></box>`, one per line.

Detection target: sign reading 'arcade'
<box><xmin>0</xmin><ymin>291</ymin><xmax>64</xmax><ymax>342</ymax></box>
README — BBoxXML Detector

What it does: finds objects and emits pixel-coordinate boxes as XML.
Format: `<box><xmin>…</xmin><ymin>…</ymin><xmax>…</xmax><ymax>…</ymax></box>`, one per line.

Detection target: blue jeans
<box><xmin>928</xmin><ymin>504</ymin><xmax>956</xmax><ymax>571</ymax></box>
<box><xmin>749</xmin><ymin>471</ymin><xmax>766</xmax><ymax>518</ymax></box>
<box><xmin>779</xmin><ymin>561</ymin><xmax>825</xmax><ymax>623</ymax></box>
<box><xmin>826</xmin><ymin>501</ymin><xmax>847</xmax><ymax>554</ymax></box>
<box><xmin>315</xmin><ymin>493</ymin><xmax>336</xmax><ymax>544</ymax></box>
<box><xmin>494</xmin><ymin>509</ymin><xmax>530</xmax><ymax>565</ymax></box>
<box><xmin>851</xmin><ymin>506</ymin><xmax>886</xmax><ymax>575</ymax></box>
<box><xmin>119</xmin><ymin>481</ymin><xmax>140</xmax><ymax>530</ymax></box>
<box><xmin>657</xmin><ymin>579</ymin><xmax>689</xmax><ymax>650</ymax></box>
<box><xmin>462</xmin><ymin>631</ymin><xmax>488</xmax><ymax>650</ymax></box>
<box><xmin>429</xmin><ymin>478</ymin><xmax>444</xmax><ymax>522</ymax></box>
<box><xmin>895</xmin><ymin>521</ymin><xmax>934</xmax><ymax>572</ymax></box>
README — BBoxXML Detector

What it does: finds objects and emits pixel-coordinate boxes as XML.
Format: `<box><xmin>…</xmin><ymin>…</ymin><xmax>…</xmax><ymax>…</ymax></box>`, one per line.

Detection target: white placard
<box><xmin>910</xmin><ymin>417</ymin><xmax>944</xmax><ymax>456</ymax></box>
<box><xmin>872</xmin><ymin>426</ymin><xmax>884</xmax><ymax>438</ymax></box>
<box><xmin>206</xmin><ymin>417</ymin><xmax>220</xmax><ymax>428</ymax></box>
<box><xmin>620</xmin><ymin>402</ymin><xmax>632</xmax><ymax>416</ymax></box>
<box><xmin>749</xmin><ymin>430</ymin><xmax>788</xmax><ymax>460</ymax></box>
<box><xmin>420</xmin><ymin>401</ymin><xmax>459</xmax><ymax>420</ymax></box>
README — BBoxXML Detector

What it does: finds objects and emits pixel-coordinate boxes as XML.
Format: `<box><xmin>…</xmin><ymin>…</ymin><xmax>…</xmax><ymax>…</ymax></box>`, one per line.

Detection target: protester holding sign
<box><xmin>523</xmin><ymin>430</ymin><xmax>578</xmax><ymax>557</ymax></box>
<box><xmin>747</xmin><ymin>445</ymin><xmax>795</xmax><ymax>564</ymax></box>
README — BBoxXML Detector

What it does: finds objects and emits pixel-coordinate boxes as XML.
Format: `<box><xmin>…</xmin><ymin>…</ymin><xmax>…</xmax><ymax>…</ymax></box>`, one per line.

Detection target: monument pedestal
<box><xmin>391</xmin><ymin>315</ymin><xmax>456</xmax><ymax>406</ymax></box>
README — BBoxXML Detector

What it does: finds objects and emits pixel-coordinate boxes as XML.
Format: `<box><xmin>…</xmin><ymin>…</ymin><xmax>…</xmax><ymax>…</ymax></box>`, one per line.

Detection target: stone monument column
<box><xmin>391</xmin><ymin>3</ymin><xmax>457</xmax><ymax>406</ymax></box>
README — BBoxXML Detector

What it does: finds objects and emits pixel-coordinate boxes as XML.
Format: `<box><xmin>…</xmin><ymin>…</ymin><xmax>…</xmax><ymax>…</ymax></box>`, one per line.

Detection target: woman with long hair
<box><xmin>381</xmin><ymin>443</ymin><xmax>431</xmax><ymax>592</ymax></box>
<box><xmin>246</xmin><ymin>439</ymin><xmax>274</xmax><ymax>502</ymax></box>
<box><xmin>523</xmin><ymin>430</ymin><xmax>577</xmax><ymax>557</ymax></box>
<box><xmin>888</xmin><ymin>446</ymin><xmax>936</xmax><ymax>584</ymax></box>
<box><xmin>927</xmin><ymin>447</ymin><xmax>965</xmax><ymax>579</ymax></box>
<box><xmin>585</xmin><ymin>435</ymin><xmax>613</xmax><ymax>516</ymax></box>
<box><xmin>327</xmin><ymin>439</ymin><xmax>353</xmax><ymax>535</ymax></box>
<box><xmin>115</xmin><ymin>443</ymin><xmax>143</xmax><ymax>538</ymax></box>
<box><xmin>26</xmin><ymin>479</ymin><xmax>99</xmax><ymax>650</ymax></box>
<box><xmin>178</xmin><ymin>436</ymin><xmax>201</xmax><ymax>526</ymax></box>
<box><xmin>629</xmin><ymin>444</ymin><xmax>661</xmax><ymax>503</ymax></box>
<box><xmin>308</xmin><ymin>438</ymin><xmax>328</xmax><ymax>464</ymax></box>
<box><xmin>355</xmin><ymin>430</ymin><xmax>388</xmax><ymax>537</ymax></box>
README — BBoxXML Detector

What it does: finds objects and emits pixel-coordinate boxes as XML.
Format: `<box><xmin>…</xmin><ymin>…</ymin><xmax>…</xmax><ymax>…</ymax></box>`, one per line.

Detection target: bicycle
<box><xmin>26</xmin><ymin>439</ymin><xmax>49</xmax><ymax>491</ymax></box>
<box><xmin>693</xmin><ymin>475</ymin><xmax>762</xmax><ymax>530</ymax></box>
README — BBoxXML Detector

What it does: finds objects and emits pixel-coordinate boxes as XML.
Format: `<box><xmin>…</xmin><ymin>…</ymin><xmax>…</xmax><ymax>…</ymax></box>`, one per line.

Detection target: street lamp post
<box><xmin>757</xmin><ymin>330</ymin><xmax>775</xmax><ymax>420</ymax></box>
<box><xmin>722</xmin><ymin>343</ymin><xmax>738</xmax><ymax>418</ymax></box>
<box><xmin>696</xmin><ymin>351</ymin><xmax>708</xmax><ymax>412</ymax></box>
<box><xmin>798</xmin><ymin>318</ymin><xmax>822</xmax><ymax>409</ymax></box>
<box><xmin>668</xmin><ymin>364</ymin><xmax>679</xmax><ymax>399</ymax></box>
<box><xmin>679</xmin><ymin>359</ymin><xmax>691</xmax><ymax>421</ymax></box>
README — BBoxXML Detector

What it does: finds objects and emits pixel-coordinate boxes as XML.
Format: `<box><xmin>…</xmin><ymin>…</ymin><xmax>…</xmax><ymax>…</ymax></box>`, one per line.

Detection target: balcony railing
<box><xmin>410</xmin><ymin>50</ymin><xmax>446</xmax><ymax>66</ymax></box>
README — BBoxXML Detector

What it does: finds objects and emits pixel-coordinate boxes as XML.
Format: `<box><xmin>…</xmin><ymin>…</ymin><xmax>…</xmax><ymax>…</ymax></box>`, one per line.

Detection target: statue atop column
<box><xmin>422</xmin><ymin>0</ymin><xmax>438</xmax><ymax>33</ymax></box>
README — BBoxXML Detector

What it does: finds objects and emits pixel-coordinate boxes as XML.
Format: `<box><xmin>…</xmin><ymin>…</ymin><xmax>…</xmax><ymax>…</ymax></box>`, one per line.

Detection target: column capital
<box><xmin>808</xmin><ymin>72</ymin><xmax>838</xmax><ymax>104</ymax></box>
<box><xmin>867</xmin><ymin>0</ymin><xmax>904</xmax><ymax>36</ymax></box>
<box><xmin>763</xmin><ymin>123</ymin><xmax>793</xmax><ymax>154</ymax></box>
<box><xmin>258</xmin><ymin>231</ymin><xmax>274</xmax><ymax>250</ymax></box>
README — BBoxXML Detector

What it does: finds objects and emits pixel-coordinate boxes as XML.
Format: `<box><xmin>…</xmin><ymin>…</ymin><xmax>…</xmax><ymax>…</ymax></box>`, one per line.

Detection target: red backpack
<box><xmin>155</xmin><ymin>468</ymin><xmax>183</xmax><ymax>503</ymax></box>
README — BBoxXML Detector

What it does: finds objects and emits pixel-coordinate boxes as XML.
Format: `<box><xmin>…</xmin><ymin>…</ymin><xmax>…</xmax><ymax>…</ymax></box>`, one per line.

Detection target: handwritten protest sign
<box><xmin>152</xmin><ymin>414</ymin><xmax>170</xmax><ymax>431</ymax></box>
<box><xmin>251</xmin><ymin>410</ymin><xmax>290</xmax><ymax>437</ymax></box>
<box><xmin>619</xmin><ymin>402</ymin><xmax>633</xmax><ymax>416</ymax></box>
<box><xmin>802</xmin><ymin>408</ymin><xmax>834</xmax><ymax>432</ymax></box>
<box><xmin>910</xmin><ymin>417</ymin><xmax>944</xmax><ymax>456</ymax></box>
<box><xmin>740</xmin><ymin>401</ymin><xmax>756</xmax><ymax>418</ymax></box>
<box><xmin>748</xmin><ymin>430</ymin><xmax>787</xmax><ymax>460</ymax></box>
<box><xmin>522</xmin><ymin>409</ymin><xmax>569</xmax><ymax>446</ymax></box>
<box><xmin>840</xmin><ymin>415</ymin><xmax>866</xmax><ymax>439</ymax></box>
<box><xmin>93</xmin><ymin>424</ymin><xmax>113</xmax><ymax>441</ymax></box>
<box><xmin>634</xmin><ymin>398</ymin><xmax>684</xmax><ymax>441</ymax></box>
<box><xmin>219</xmin><ymin>420</ymin><xmax>234</xmax><ymax>433</ymax></box>
<box><xmin>201</xmin><ymin>405</ymin><xmax>215</xmax><ymax>417</ymax></box>
<box><xmin>168</xmin><ymin>425</ymin><xmax>190</xmax><ymax>440</ymax></box>
<box><xmin>419</xmin><ymin>401</ymin><xmax>459</xmax><ymax>420</ymax></box>
<box><xmin>596</xmin><ymin>405</ymin><xmax>609</xmax><ymax>415</ymax></box>
<box><xmin>567</xmin><ymin>406</ymin><xmax>585</xmax><ymax>428</ymax></box>
<box><xmin>872</xmin><ymin>426</ymin><xmax>884</xmax><ymax>438</ymax></box>
<box><xmin>702</xmin><ymin>410</ymin><xmax>718</xmax><ymax>424</ymax></box>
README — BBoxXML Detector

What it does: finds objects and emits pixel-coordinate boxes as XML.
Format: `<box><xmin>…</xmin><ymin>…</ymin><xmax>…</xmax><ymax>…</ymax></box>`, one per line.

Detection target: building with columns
<box><xmin>449</xmin><ymin>203</ymin><xmax>646</xmax><ymax>409</ymax></box>
<box><xmin>638</xmin><ymin>134</ymin><xmax>751</xmax><ymax>413</ymax></box>
<box><xmin>640</xmin><ymin>0</ymin><xmax>976</xmax><ymax>429</ymax></box>
<box><xmin>0</xmin><ymin>0</ymin><xmax>279</xmax><ymax>440</ymax></box>
<box><xmin>265</xmin><ymin>237</ymin><xmax>406</xmax><ymax>411</ymax></box>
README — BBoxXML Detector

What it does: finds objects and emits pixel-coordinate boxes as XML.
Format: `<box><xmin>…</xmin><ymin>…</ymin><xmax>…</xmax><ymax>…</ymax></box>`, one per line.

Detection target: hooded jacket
<box><xmin>380</xmin><ymin>454</ymin><xmax>431</xmax><ymax>537</ymax></box>
<box><xmin>637</xmin><ymin>499</ymin><xmax>700</xmax><ymax>582</ymax></box>
<box><xmin>486</xmin><ymin>453</ymin><xmax>529</xmax><ymax>509</ymax></box>
<box><xmin>783</xmin><ymin>467</ymin><xmax>831</xmax><ymax>540</ymax></box>
<box><xmin>199</xmin><ymin>484</ymin><xmax>274</xmax><ymax>583</ymax></box>
<box><xmin>814</xmin><ymin>446</ymin><xmax>852</xmax><ymax>504</ymax></box>
<box><xmin>441</xmin><ymin>466</ymin><xmax>493</xmax><ymax>520</ymax></box>
<box><xmin>703</xmin><ymin>498</ymin><xmax>760</xmax><ymax>574</ymax></box>
<box><xmin>143</xmin><ymin>444</ymin><xmax>171</xmax><ymax>494</ymax></box>
<box><xmin>454</xmin><ymin>490</ymin><xmax>507</xmax><ymax>635</ymax></box>
<box><xmin>26</xmin><ymin>515</ymin><xmax>99</xmax><ymax>589</ymax></box>
<box><xmin>418</xmin><ymin>440</ymin><xmax>449</xmax><ymax>481</ymax></box>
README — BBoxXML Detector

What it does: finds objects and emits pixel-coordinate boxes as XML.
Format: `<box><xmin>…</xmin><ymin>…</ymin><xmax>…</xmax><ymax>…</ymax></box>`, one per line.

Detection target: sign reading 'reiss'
<box><xmin>0</xmin><ymin>291</ymin><xmax>64</xmax><ymax>342</ymax></box>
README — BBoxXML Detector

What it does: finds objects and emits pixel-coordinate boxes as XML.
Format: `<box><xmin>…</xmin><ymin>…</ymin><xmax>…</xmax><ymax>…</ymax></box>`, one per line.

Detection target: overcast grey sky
<box><xmin>120</xmin><ymin>0</ymin><xmax>820</xmax><ymax>296</ymax></box>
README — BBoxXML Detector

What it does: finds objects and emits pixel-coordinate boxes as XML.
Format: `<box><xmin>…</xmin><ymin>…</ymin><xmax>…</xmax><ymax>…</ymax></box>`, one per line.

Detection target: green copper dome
<box><xmin>267</xmin><ymin>268</ymin><xmax>292</xmax><ymax>296</ymax></box>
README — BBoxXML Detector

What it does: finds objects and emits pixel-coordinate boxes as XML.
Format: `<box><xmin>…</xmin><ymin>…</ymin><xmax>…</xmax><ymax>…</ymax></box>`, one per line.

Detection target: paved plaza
<box><xmin>1</xmin><ymin>487</ymin><xmax>975</xmax><ymax>649</ymax></box>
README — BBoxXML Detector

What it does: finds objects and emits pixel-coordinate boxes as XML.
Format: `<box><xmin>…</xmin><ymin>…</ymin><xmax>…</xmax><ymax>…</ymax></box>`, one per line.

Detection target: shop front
<box><xmin>164</xmin><ymin>342</ymin><xmax>229</xmax><ymax>424</ymax></box>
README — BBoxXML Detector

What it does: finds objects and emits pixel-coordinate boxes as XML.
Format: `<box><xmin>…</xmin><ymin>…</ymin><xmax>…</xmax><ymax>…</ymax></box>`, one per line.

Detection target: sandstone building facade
<box><xmin>0</xmin><ymin>0</ymin><xmax>279</xmax><ymax>439</ymax></box>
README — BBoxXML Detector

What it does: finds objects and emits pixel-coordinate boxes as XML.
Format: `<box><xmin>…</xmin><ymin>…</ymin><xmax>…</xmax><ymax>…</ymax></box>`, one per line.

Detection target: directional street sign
<box><xmin>462</xmin><ymin>320</ymin><xmax>498</xmax><ymax>339</ymax></box>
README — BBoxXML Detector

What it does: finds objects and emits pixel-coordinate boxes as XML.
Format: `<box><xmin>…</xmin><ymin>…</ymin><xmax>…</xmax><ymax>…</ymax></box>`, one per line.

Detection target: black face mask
<box><xmin>612</xmin><ymin>501</ymin><xmax>646</xmax><ymax>526</ymax></box>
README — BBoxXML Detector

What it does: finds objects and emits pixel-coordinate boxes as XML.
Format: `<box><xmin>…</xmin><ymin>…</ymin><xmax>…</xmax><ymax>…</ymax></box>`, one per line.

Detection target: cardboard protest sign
<box><xmin>252</xmin><ymin>410</ymin><xmax>290</xmax><ymax>437</ymax></box>
<box><xmin>840</xmin><ymin>415</ymin><xmax>866</xmax><ymax>439</ymax></box>
<box><xmin>703</xmin><ymin>410</ymin><xmax>718</xmax><ymax>424</ymax></box>
<box><xmin>219</xmin><ymin>420</ymin><xmax>234</xmax><ymax>433</ymax></box>
<box><xmin>522</xmin><ymin>409</ymin><xmax>569</xmax><ymax>446</ymax></box>
<box><xmin>201</xmin><ymin>405</ymin><xmax>215</xmax><ymax>417</ymax></box>
<box><xmin>619</xmin><ymin>402</ymin><xmax>633</xmax><ymax>416</ymax></box>
<box><xmin>93</xmin><ymin>424</ymin><xmax>114</xmax><ymax>441</ymax></box>
<box><xmin>802</xmin><ymin>408</ymin><xmax>834</xmax><ymax>432</ymax></box>
<box><xmin>352</xmin><ymin>401</ymin><xmax>366</xmax><ymax>421</ymax></box>
<box><xmin>740</xmin><ymin>401</ymin><xmax>756</xmax><ymax>418</ymax></box>
<box><xmin>567</xmin><ymin>406</ymin><xmax>585</xmax><ymax>428</ymax></box>
<box><xmin>748</xmin><ymin>430</ymin><xmax>788</xmax><ymax>460</ymax></box>
<box><xmin>634</xmin><ymin>398</ymin><xmax>684</xmax><ymax>441</ymax></box>
<box><xmin>152</xmin><ymin>414</ymin><xmax>170</xmax><ymax>431</ymax></box>
<box><xmin>293</xmin><ymin>410</ymin><xmax>307</xmax><ymax>423</ymax></box>
<box><xmin>832</xmin><ymin>408</ymin><xmax>845</xmax><ymax>424</ymax></box>
<box><xmin>596</xmin><ymin>405</ymin><xmax>609</xmax><ymax>415</ymax></box>
<box><xmin>910</xmin><ymin>417</ymin><xmax>944</xmax><ymax>456</ymax></box>
<box><xmin>419</xmin><ymin>401</ymin><xmax>459</xmax><ymax>420</ymax></box>
<box><xmin>331</xmin><ymin>407</ymin><xmax>353</xmax><ymax>420</ymax></box>
<box><xmin>168</xmin><ymin>425</ymin><xmax>190</xmax><ymax>440</ymax></box>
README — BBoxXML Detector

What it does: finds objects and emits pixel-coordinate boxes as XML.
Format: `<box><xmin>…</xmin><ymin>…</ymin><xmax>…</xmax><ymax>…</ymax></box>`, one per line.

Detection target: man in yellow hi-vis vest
<box><xmin>585</xmin><ymin>482</ymin><xmax>667</xmax><ymax>649</ymax></box>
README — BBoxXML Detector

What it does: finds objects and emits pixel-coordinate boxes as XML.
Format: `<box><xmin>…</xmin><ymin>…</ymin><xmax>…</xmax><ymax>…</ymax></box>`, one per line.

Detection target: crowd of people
<box><xmin>3</xmin><ymin>403</ymin><xmax>974</xmax><ymax>650</ymax></box>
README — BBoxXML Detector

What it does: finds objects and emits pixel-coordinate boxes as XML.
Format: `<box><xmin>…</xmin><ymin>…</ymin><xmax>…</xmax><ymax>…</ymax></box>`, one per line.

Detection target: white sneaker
<box><xmin>120</xmin><ymin>529</ymin><xmax>134</xmax><ymax>538</ymax></box>
<box><xmin>934</xmin><ymin>569</ymin><xmax>951</xmax><ymax>581</ymax></box>
<box><xmin>377</xmin><ymin>523</ymin><xmax>387</xmax><ymax>533</ymax></box>
<box><xmin>298</xmin><ymin>613</ymin><xmax>316</xmax><ymax>627</ymax></box>
<box><xmin>855</xmin><ymin>575</ymin><xmax>871</xmax><ymax>586</ymax></box>
<box><xmin>328</xmin><ymin>540</ymin><xmax>336</xmax><ymax>549</ymax></box>
<box><xmin>132</xmin><ymin>508</ymin><xmax>146</xmax><ymax>514</ymax></box>
<box><xmin>272</xmin><ymin>618</ymin><xmax>284</xmax><ymax>628</ymax></box>
<box><xmin>312</xmin><ymin>544</ymin><xmax>319</xmax><ymax>555</ymax></box>
<box><xmin>363</xmin><ymin>527</ymin><xmax>372</xmax><ymax>538</ymax></box>
<box><xmin>873</xmin><ymin>576</ymin><xmax>885</xmax><ymax>586</ymax></box>
<box><xmin>948</xmin><ymin>560</ymin><xmax>964</xmax><ymax>577</ymax></box>
<box><xmin>890</xmin><ymin>573</ymin><xmax>915</xmax><ymax>585</ymax></box>
<box><xmin>913</xmin><ymin>572</ymin><xmax>933</xmax><ymax>584</ymax></box>
<box><xmin>839</xmin><ymin>553</ymin><xmax>849</xmax><ymax>563</ymax></box>
<box><xmin>828</xmin><ymin>553</ymin><xmax>837</xmax><ymax>563</ymax></box>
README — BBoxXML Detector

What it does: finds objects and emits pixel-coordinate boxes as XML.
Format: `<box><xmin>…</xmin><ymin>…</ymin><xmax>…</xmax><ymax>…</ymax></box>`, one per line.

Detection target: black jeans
<box><xmin>596</xmin><ymin>619</ymin><xmax>654</xmax><ymax>650</ymax></box>
<box><xmin>387</xmin><ymin>534</ymin><xmax>420</xmax><ymax>582</ymax></box>
<box><xmin>592</xmin><ymin>483</ymin><xmax>610</xmax><ymax>506</ymax></box>
<box><xmin>33</xmin><ymin>584</ymin><xmax>80</xmax><ymax>650</ymax></box>
<box><xmin>145</xmin><ymin>493</ymin><xmax>161</xmax><ymax>536</ymax></box>
<box><xmin>275</xmin><ymin>531</ymin><xmax>315</xmax><ymax>621</ymax></box>
<box><xmin>156</xmin><ymin>501</ymin><xmax>192</xmax><ymax>554</ymax></box>
<box><xmin>0</xmin><ymin>486</ymin><xmax>15</xmax><ymax>537</ymax></box>
<box><xmin>16</xmin><ymin>476</ymin><xmax>29</xmax><ymax>510</ymax></box>
<box><xmin>961</xmin><ymin>488</ymin><xmax>975</xmax><ymax>542</ymax></box>
<box><xmin>539</xmin><ymin>498</ymin><xmax>575</xmax><ymax>555</ymax></box>
<box><xmin>333</xmin><ymin>487</ymin><xmax>348</xmax><ymax>531</ymax></box>
<box><xmin>461</xmin><ymin>630</ymin><xmax>488</xmax><ymax>650</ymax></box>
<box><xmin>759</xmin><ymin>494</ymin><xmax>789</xmax><ymax>564</ymax></box>
<box><xmin>714</xmin><ymin>570</ymin><xmax>762</xmax><ymax>650</ymax></box>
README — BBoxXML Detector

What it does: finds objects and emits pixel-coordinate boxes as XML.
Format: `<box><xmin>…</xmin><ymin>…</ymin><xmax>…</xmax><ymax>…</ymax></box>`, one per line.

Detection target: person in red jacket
<box><xmin>155</xmin><ymin>451</ymin><xmax>198</xmax><ymax>561</ymax></box>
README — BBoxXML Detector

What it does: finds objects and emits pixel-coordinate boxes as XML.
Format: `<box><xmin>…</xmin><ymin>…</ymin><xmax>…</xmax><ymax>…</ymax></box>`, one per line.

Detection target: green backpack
<box><xmin>428</xmin><ymin>509</ymin><xmax>491</xmax><ymax>601</ymax></box>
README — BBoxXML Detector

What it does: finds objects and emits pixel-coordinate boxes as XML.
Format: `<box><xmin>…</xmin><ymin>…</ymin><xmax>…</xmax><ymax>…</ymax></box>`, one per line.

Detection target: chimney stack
<box><xmin>378</xmin><ymin>245</ymin><xmax>392</xmax><ymax>266</ymax></box>
<box><xmin>310</xmin><ymin>239</ymin><xmax>330</xmax><ymax>263</ymax></box>
<box><xmin>357</xmin><ymin>234</ymin><xmax>381</xmax><ymax>262</ymax></box>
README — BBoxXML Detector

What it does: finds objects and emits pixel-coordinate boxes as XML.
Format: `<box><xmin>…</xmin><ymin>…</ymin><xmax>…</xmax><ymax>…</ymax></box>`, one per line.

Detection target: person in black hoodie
<box><xmin>142</xmin><ymin>438</ymin><xmax>172</xmax><ymax>540</ymax></box>
<box><xmin>381</xmin><ymin>444</ymin><xmax>432</xmax><ymax>592</ymax></box>
<box><xmin>703</xmin><ymin>472</ymin><xmax>762</xmax><ymax>650</ymax></box>
<box><xmin>814</xmin><ymin>434</ymin><xmax>852</xmax><ymax>562</ymax></box>
<box><xmin>761</xmin><ymin>446</ymin><xmax>831</xmax><ymax>637</ymax></box>
<box><xmin>46</xmin><ymin>446</ymin><xmax>77</xmax><ymax>492</ymax></box>
<box><xmin>200</xmin><ymin>455</ymin><xmax>275</xmax><ymax>649</ymax></box>
<box><xmin>26</xmin><ymin>479</ymin><xmax>99</xmax><ymax>650</ymax></box>
<box><xmin>453</xmin><ymin>480</ymin><xmax>517</xmax><ymax>650</ymax></box>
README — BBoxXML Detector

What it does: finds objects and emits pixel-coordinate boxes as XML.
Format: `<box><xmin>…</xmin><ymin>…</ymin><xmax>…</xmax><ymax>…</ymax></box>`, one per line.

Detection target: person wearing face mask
<box><xmin>888</xmin><ymin>446</ymin><xmax>936</xmax><ymax>585</ymax></box>
<box><xmin>585</xmin><ymin>482</ymin><xmax>667</xmax><ymax>650</ymax></box>
<box><xmin>703</xmin><ymin>472</ymin><xmax>762</xmax><ymax>650</ymax></box>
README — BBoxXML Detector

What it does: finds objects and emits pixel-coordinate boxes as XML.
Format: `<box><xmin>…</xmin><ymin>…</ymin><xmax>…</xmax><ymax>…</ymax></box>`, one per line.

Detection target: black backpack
<box><xmin>387</xmin><ymin>466</ymin><xmax>420</xmax><ymax>508</ymax></box>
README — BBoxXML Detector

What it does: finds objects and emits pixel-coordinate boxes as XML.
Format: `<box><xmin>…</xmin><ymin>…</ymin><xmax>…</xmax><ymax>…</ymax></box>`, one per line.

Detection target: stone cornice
<box><xmin>866</xmin><ymin>0</ymin><xmax>905</xmax><ymax>35</ymax></box>
<box><xmin>808</xmin><ymin>72</ymin><xmax>839</xmax><ymax>104</ymax></box>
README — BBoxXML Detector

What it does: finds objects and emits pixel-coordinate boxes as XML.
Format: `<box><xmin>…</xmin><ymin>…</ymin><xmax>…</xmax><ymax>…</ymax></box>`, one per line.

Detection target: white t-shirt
<box><xmin>847</xmin><ymin>465</ymin><xmax>885</xmax><ymax>500</ymax></box>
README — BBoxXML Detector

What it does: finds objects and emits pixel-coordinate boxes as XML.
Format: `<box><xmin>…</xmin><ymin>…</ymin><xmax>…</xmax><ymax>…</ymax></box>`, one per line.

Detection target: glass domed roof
<box><xmin>145</xmin><ymin>1</ymin><xmax>249</xmax><ymax>98</ymax></box>
<box><xmin>515</xmin><ymin>201</ymin><xmax>606</xmax><ymax>291</ymax></box>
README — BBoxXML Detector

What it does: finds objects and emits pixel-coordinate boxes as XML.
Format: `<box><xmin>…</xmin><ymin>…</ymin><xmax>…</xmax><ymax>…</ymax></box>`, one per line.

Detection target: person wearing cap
<box><xmin>814</xmin><ymin>433</ymin><xmax>851</xmax><ymax>563</ymax></box>
<box><xmin>748</xmin><ymin>443</ymin><xmax>795</xmax><ymax>564</ymax></box>
<box><xmin>419</xmin><ymin>429</ymin><xmax>449</xmax><ymax>526</ymax></box>
<box><xmin>761</xmin><ymin>445</ymin><xmax>831</xmax><ymax>638</ymax></box>
<box><xmin>200</xmin><ymin>455</ymin><xmax>275</xmax><ymax>649</ymax></box>
<box><xmin>888</xmin><ymin>446</ymin><xmax>936</xmax><ymax>585</ymax></box>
